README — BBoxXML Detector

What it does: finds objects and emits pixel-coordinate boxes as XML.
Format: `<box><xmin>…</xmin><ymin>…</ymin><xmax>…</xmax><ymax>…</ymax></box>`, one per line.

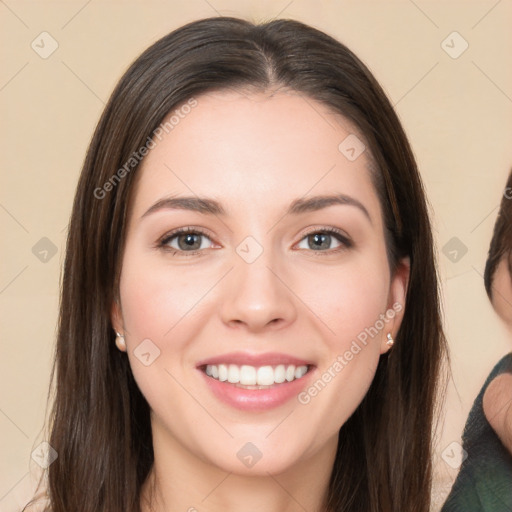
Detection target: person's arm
<box><xmin>483</xmin><ymin>372</ymin><xmax>512</xmax><ymax>454</ymax></box>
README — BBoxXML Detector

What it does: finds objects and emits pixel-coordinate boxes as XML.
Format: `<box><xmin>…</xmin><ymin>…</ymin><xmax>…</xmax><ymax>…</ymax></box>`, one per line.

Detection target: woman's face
<box><xmin>112</xmin><ymin>89</ymin><xmax>409</xmax><ymax>475</ymax></box>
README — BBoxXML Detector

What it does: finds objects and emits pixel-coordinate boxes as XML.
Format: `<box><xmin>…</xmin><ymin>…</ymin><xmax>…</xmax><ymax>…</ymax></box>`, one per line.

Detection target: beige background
<box><xmin>1</xmin><ymin>1</ymin><xmax>511</xmax><ymax>510</ymax></box>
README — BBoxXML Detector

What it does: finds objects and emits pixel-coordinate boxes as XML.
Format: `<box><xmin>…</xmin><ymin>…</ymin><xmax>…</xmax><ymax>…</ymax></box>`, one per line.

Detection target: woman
<box><xmin>441</xmin><ymin>170</ymin><xmax>512</xmax><ymax>511</ymax></box>
<box><xmin>26</xmin><ymin>16</ymin><xmax>446</xmax><ymax>512</ymax></box>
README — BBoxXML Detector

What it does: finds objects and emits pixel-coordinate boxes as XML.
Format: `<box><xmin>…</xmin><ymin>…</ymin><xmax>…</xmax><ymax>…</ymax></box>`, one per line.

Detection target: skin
<box><xmin>483</xmin><ymin>255</ymin><xmax>512</xmax><ymax>454</ymax></box>
<box><xmin>488</xmin><ymin>255</ymin><xmax>512</xmax><ymax>326</ymax></box>
<box><xmin>111</xmin><ymin>88</ymin><xmax>410</xmax><ymax>512</ymax></box>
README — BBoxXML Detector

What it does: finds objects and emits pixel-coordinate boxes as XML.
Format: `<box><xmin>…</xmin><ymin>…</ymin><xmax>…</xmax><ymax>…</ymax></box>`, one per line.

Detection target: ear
<box><xmin>110</xmin><ymin>297</ymin><xmax>124</xmax><ymax>336</ymax></box>
<box><xmin>380</xmin><ymin>256</ymin><xmax>410</xmax><ymax>354</ymax></box>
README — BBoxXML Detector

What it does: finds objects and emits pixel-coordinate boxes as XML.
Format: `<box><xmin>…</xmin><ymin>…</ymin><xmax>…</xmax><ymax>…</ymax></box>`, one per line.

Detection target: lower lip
<box><xmin>198</xmin><ymin>368</ymin><xmax>315</xmax><ymax>411</ymax></box>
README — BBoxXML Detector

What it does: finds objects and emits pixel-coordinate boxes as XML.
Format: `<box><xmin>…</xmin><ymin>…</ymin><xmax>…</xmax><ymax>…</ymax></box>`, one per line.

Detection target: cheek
<box><xmin>117</xmin><ymin>248</ymin><xmax>217</xmax><ymax>403</ymax></box>
<box><xmin>118</xmin><ymin>247</ymin><xmax>212</xmax><ymax>339</ymax></box>
<box><xmin>292</xmin><ymin>257</ymin><xmax>390</xmax><ymax>429</ymax></box>
<box><xmin>304</xmin><ymin>256</ymin><xmax>390</xmax><ymax>346</ymax></box>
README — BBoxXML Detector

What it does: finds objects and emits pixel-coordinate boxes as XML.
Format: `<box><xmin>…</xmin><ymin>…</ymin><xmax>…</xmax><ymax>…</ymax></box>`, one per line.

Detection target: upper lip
<box><xmin>196</xmin><ymin>351</ymin><xmax>315</xmax><ymax>368</ymax></box>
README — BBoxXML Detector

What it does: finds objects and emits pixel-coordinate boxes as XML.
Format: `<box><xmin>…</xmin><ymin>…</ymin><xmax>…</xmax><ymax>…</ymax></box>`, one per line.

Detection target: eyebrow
<box><xmin>140</xmin><ymin>193</ymin><xmax>372</xmax><ymax>224</ymax></box>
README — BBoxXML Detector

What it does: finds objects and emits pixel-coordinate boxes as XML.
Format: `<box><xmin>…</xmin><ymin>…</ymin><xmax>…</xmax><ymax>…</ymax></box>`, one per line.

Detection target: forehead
<box><xmin>129</xmin><ymin>89</ymin><xmax>381</xmax><ymax>223</ymax></box>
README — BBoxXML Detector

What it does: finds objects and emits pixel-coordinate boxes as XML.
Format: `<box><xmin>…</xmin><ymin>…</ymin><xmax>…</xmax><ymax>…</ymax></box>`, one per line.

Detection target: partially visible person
<box><xmin>442</xmin><ymin>169</ymin><xmax>512</xmax><ymax>511</ymax></box>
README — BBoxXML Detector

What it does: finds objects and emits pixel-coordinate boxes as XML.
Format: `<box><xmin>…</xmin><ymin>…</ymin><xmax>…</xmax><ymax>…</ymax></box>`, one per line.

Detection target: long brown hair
<box><xmin>27</xmin><ymin>16</ymin><xmax>446</xmax><ymax>512</ymax></box>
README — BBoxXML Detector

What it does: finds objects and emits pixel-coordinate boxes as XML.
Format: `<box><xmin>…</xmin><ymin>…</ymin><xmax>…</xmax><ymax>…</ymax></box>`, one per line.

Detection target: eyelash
<box><xmin>157</xmin><ymin>226</ymin><xmax>353</xmax><ymax>257</ymax></box>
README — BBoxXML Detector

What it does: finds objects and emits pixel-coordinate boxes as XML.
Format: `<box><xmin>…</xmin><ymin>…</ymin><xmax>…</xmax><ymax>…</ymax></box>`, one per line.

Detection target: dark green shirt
<box><xmin>441</xmin><ymin>352</ymin><xmax>512</xmax><ymax>511</ymax></box>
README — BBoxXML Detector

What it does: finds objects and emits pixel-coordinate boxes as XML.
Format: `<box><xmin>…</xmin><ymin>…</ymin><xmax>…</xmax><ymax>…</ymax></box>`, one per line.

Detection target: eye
<box><xmin>158</xmin><ymin>227</ymin><xmax>214</xmax><ymax>255</ymax></box>
<box><xmin>157</xmin><ymin>226</ymin><xmax>352</xmax><ymax>256</ymax></box>
<box><xmin>296</xmin><ymin>227</ymin><xmax>352</xmax><ymax>252</ymax></box>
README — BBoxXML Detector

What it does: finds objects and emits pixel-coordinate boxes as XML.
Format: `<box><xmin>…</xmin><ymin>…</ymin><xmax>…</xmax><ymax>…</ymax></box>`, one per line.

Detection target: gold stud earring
<box><xmin>386</xmin><ymin>333</ymin><xmax>394</xmax><ymax>348</ymax></box>
<box><xmin>115</xmin><ymin>331</ymin><xmax>126</xmax><ymax>352</ymax></box>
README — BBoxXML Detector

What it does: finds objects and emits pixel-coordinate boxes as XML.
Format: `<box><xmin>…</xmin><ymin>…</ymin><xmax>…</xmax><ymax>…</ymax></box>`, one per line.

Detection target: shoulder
<box><xmin>483</xmin><ymin>371</ymin><xmax>512</xmax><ymax>451</ymax></box>
<box><xmin>489</xmin><ymin>351</ymin><xmax>512</xmax><ymax>377</ymax></box>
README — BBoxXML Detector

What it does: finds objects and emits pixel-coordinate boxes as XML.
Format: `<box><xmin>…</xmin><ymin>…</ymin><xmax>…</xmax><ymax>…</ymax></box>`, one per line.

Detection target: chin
<box><xmin>196</xmin><ymin>436</ymin><xmax>308</xmax><ymax>476</ymax></box>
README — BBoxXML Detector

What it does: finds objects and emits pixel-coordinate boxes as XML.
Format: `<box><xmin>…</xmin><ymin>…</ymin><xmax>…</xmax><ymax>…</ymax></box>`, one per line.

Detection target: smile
<box><xmin>203</xmin><ymin>363</ymin><xmax>311</xmax><ymax>388</ymax></box>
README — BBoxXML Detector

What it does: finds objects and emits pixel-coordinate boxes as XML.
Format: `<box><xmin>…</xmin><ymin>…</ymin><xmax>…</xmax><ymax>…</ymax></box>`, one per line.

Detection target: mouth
<box><xmin>199</xmin><ymin>363</ymin><xmax>313</xmax><ymax>389</ymax></box>
<box><xmin>195</xmin><ymin>352</ymin><xmax>317</xmax><ymax>411</ymax></box>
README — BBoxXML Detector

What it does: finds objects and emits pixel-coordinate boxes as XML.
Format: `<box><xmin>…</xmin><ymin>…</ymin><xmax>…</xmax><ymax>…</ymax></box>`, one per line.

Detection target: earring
<box><xmin>115</xmin><ymin>331</ymin><xmax>126</xmax><ymax>352</ymax></box>
<box><xmin>386</xmin><ymin>333</ymin><xmax>394</xmax><ymax>348</ymax></box>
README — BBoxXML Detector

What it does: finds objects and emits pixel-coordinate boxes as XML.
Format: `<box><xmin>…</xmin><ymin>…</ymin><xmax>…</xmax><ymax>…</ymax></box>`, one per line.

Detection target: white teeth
<box><xmin>257</xmin><ymin>366</ymin><xmax>275</xmax><ymax>386</ymax></box>
<box><xmin>204</xmin><ymin>363</ymin><xmax>310</xmax><ymax>385</ymax></box>
<box><xmin>274</xmin><ymin>364</ymin><xmax>286</xmax><ymax>383</ymax></box>
<box><xmin>227</xmin><ymin>364</ymin><xmax>240</xmax><ymax>383</ymax></box>
<box><xmin>218</xmin><ymin>364</ymin><xmax>228</xmax><ymax>382</ymax></box>
<box><xmin>295</xmin><ymin>366</ymin><xmax>308</xmax><ymax>379</ymax></box>
<box><xmin>240</xmin><ymin>365</ymin><xmax>257</xmax><ymax>385</ymax></box>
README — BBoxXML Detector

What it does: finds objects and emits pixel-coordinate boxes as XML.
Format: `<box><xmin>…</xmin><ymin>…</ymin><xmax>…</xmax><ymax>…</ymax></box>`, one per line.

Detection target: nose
<box><xmin>219</xmin><ymin>250</ymin><xmax>298</xmax><ymax>333</ymax></box>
